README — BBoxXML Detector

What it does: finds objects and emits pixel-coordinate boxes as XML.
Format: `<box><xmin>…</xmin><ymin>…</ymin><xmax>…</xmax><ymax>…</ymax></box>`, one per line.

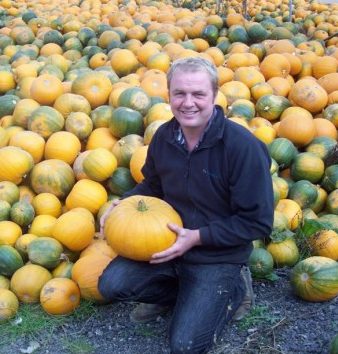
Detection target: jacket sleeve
<box><xmin>122</xmin><ymin>133</ymin><xmax>163</xmax><ymax>199</ymax></box>
<box><xmin>199</xmin><ymin>137</ymin><xmax>274</xmax><ymax>247</ymax></box>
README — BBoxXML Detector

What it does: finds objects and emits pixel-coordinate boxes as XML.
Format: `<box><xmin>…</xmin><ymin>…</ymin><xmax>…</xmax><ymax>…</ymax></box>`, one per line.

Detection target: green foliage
<box><xmin>237</xmin><ymin>305</ymin><xmax>281</xmax><ymax>331</ymax></box>
<box><xmin>0</xmin><ymin>300</ymin><xmax>97</xmax><ymax>347</ymax></box>
<box><xmin>294</xmin><ymin>218</ymin><xmax>337</xmax><ymax>260</ymax></box>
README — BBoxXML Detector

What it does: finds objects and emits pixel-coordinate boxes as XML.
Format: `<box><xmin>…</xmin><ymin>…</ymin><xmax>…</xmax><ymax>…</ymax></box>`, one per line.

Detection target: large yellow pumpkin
<box><xmin>104</xmin><ymin>195</ymin><xmax>183</xmax><ymax>261</ymax></box>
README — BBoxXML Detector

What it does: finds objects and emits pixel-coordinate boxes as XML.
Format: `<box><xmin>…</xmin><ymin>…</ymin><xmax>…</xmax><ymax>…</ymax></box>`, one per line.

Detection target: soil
<box><xmin>1</xmin><ymin>268</ymin><xmax>337</xmax><ymax>354</ymax></box>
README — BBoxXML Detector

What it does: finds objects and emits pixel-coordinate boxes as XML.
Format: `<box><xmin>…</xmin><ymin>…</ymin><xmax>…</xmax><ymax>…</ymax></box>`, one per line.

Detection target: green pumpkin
<box><xmin>288</xmin><ymin>180</ymin><xmax>318</xmax><ymax>210</ymax></box>
<box><xmin>43</xmin><ymin>30</ymin><xmax>64</xmax><ymax>46</ymax></box>
<box><xmin>0</xmin><ymin>181</ymin><xmax>20</xmax><ymax>205</ymax></box>
<box><xmin>0</xmin><ymin>94</ymin><xmax>20</xmax><ymax>119</ymax></box>
<box><xmin>112</xmin><ymin>134</ymin><xmax>144</xmax><ymax>168</ymax></box>
<box><xmin>248</xmin><ymin>248</ymin><xmax>274</xmax><ymax>279</ymax></box>
<box><xmin>227</xmin><ymin>99</ymin><xmax>255</xmax><ymax>121</ymax></box>
<box><xmin>321</xmin><ymin>165</ymin><xmax>338</xmax><ymax>193</ymax></box>
<box><xmin>290</xmin><ymin>152</ymin><xmax>325</xmax><ymax>184</ymax></box>
<box><xmin>117</xmin><ymin>87</ymin><xmax>151</xmax><ymax>117</ymax></box>
<box><xmin>109</xmin><ymin>107</ymin><xmax>144</xmax><ymax>139</ymax></box>
<box><xmin>305</xmin><ymin>136</ymin><xmax>337</xmax><ymax>161</ymax></box>
<box><xmin>0</xmin><ymin>245</ymin><xmax>24</xmax><ymax>277</ymax></box>
<box><xmin>255</xmin><ymin>94</ymin><xmax>291</xmax><ymax>121</ymax></box>
<box><xmin>0</xmin><ymin>200</ymin><xmax>11</xmax><ymax>221</ymax></box>
<box><xmin>77</xmin><ymin>27</ymin><xmax>97</xmax><ymax>46</ymax></box>
<box><xmin>107</xmin><ymin>167</ymin><xmax>136</xmax><ymax>196</ymax></box>
<box><xmin>227</xmin><ymin>25</ymin><xmax>249</xmax><ymax>44</ymax></box>
<box><xmin>10</xmin><ymin>201</ymin><xmax>35</xmax><ymax>227</ymax></box>
<box><xmin>27</xmin><ymin>237</ymin><xmax>63</xmax><ymax>269</ymax></box>
<box><xmin>246</xmin><ymin>22</ymin><xmax>269</xmax><ymax>43</ymax></box>
<box><xmin>90</xmin><ymin>105</ymin><xmax>114</xmax><ymax>128</ymax></box>
<box><xmin>290</xmin><ymin>256</ymin><xmax>338</xmax><ymax>302</ymax></box>
<box><xmin>201</xmin><ymin>24</ymin><xmax>219</xmax><ymax>45</ymax></box>
<box><xmin>30</xmin><ymin>159</ymin><xmax>76</xmax><ymax>199</ymax></box>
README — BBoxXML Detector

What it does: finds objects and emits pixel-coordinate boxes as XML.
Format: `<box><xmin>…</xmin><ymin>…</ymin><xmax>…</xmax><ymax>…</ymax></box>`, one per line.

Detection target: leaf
<box><xmin>263</xmin><ymin>272</ymin><xmax>279</xmax><ymax>281</ymax></box>
<box><xmin>269</xmin><ymin>229</ymin><xmax>294</xmax><ymax>243</ymax></box>
<box><xmin>299</xmin><ymin>219</ymin><xmax>332</xmax><ymax>238</ymax></box>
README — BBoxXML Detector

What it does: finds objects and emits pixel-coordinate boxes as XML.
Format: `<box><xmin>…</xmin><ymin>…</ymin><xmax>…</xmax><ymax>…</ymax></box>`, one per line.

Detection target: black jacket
<box><xmin>124</xmin><ymin>106</ymin><xmax>274</xmax><ymax>264</ymax></box>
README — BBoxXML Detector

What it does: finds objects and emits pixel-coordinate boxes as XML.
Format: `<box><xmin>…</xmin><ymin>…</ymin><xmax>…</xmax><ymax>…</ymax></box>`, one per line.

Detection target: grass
<box><xmin>0</xmin><ymin>300</ymin><xmax>98</xmax><ymax>350</ymax></box>
<box><xmin>237</xmin><ymin>305</ymin><xmax>282</xmax><ymax>331</ymax></box>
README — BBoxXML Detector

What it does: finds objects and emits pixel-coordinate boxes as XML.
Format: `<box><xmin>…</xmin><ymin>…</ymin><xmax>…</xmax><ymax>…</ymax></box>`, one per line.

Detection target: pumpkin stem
<box><xmin>137</xmin><ymin>199</ymin><xmax>148</xmax><ymax>212</ymax></box>
<box><xmin>60</xmin><ymin>253</ymin><xmax>70</xmax><ymax>262</ymax></box>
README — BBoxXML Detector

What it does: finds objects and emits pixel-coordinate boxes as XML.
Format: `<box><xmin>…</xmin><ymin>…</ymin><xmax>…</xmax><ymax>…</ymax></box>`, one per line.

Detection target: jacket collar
<box><xmin>166</xmin><ymin>105</ymin><xmax>226</xmax><ymax>149</ymax></box>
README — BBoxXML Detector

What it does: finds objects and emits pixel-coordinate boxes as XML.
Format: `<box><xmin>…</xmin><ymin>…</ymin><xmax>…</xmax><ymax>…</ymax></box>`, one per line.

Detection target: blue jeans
<box><xmin>98</xmin><ymin>257</ymin><xmax>245</xmax><ymax>354</ymax></box>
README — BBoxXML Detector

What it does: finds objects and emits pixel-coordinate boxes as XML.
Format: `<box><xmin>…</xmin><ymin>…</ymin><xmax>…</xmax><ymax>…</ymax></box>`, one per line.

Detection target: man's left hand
<box><xmin>150</xmin><ymin>223</ymin><xmax>201</xmax><ymax>264</ymax></box>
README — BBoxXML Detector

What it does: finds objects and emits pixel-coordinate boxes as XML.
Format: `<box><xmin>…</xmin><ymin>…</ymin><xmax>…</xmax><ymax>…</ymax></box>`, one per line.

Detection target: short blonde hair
<box><xmin>167</xmin><ymin>57</ymin><xmax>218</xmax><ymax>96</ymax></box>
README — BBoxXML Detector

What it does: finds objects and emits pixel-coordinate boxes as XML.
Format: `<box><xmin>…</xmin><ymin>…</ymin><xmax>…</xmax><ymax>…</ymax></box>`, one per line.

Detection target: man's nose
<box><xmin>182</xmin><ymin>94</ymin><xmax>193</xmax><ymax>106</ymax></box>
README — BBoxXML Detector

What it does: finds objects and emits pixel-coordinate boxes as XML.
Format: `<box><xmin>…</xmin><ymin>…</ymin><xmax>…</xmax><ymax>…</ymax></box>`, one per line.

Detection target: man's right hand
<box><xmin>99</xmin><ymin>199</ymin><xmax>120</xmax><ymax>235</ymax></box>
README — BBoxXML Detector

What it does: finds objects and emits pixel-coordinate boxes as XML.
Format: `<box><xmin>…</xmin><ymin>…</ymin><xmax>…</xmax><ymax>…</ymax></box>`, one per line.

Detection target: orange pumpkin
<box><xmin>71</xmin><ymin>254</ymin><xmax>113</xmax><ymax>301</ymax></box>
<box><xmin>40</xmin><ymin>278</ymin><xmax>81</xmax><ymax>315</ymax></box>
<box><xmin>30</xmin><ymin>74</ymin><xmax>63</xmax><ymax>105</ymax></box>
<box><xmin>129</xmin><ymin>145</ymin><xmax>148</xmax><ymax>183</ymax></box>
<box><xmin>288</xmin><ymin>78</ymin><xmax>328</xmax><ymax>113</ymax></box>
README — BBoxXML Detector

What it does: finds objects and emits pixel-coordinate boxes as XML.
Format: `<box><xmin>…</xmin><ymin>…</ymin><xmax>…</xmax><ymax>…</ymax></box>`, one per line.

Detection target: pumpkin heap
<box><xmin>0</xmin><ymin>0</ymin><xmax>337</xmax><ymax>323</ymax></box>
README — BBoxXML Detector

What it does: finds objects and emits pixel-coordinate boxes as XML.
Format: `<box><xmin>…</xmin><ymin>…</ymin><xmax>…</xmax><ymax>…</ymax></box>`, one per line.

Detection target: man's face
<box><xmin>169</xmin><ymin>69</ymin><xmax>216</xmax><ymax>131</ymax></box>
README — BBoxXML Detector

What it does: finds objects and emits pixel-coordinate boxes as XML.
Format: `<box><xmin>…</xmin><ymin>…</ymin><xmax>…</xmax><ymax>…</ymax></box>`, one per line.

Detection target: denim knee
<box><xmin>98</xmin><ymin>271</ymin><xmax>116</xmax><ymax>301</ymax></box>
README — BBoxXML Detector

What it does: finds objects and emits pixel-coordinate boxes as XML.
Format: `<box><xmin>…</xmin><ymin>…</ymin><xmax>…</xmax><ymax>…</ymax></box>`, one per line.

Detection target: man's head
<box><xmin>167</xmin><ymin>57</ymin><xmax>218</xmax><ymax>98</ymax></box>
<box><xmin>167</xmin><ymin>57</ymin><xmax>218</xmax><ymax>132</ymax></box>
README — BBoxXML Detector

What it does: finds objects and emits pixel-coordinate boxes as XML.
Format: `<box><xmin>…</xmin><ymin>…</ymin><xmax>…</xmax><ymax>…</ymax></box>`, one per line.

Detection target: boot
<box><xmin>232</xmin><ymin>266</ymin><xmax>255</xmax><ymax>321</ymax></box>
<box><xmin>130</xmin><ymin>303</ymin><xmax>170</xmax><ymax>323</ymax></box>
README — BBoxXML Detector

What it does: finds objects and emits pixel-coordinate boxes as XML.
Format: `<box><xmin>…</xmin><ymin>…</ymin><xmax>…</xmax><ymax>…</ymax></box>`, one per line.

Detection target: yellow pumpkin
<box><xmin>0</xmin><ymin>146</ymin><xmax>34</xmax><ymax>185</ymax></box>
<box><xmin>82</xmin><ymin>148</ymin><xmax>117</xmax><ymax>182</ymax></box>
<box><xmin>10</xmin><ymin>264</ymin><xmax>52</xmax><ymax>303</ymax></box>
<box><xmin>31</xmin><ymin>192</ymin><xmax>62</xmax><ymax>217</ymax></box>
<box><xmin>52</xmin><ymin>207</ymin><xmax>96</xmax><ymax>251</ymax></box>
<box><xmin>65</xmin><ymin>179</ymin><xmax>108</xmax><ymax>215</ymax></box>
<box><xmin>0</xmin><ymin>288</ymin><xmax>19</xmax><ymax>322</ymax></box>
<box><xmin>105</xmin><ymin>195</ymin><xmax>183</xmax><ymax>261</ymax></box>
<box><xmin>44</xmin><ymin>131</ymin><xmax>81</xmax><ymax>165</ymax></box>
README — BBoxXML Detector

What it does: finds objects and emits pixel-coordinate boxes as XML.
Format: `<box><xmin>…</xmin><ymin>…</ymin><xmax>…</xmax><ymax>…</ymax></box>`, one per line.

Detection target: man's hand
<box><xmin>99</xmin><ymin>199</ymin><xmax>120</xmax><ymax>235</ymax></box>
<box><xmin>150</xmin><ymin>223</ymin><xmax>201</xmax><ymax>264</ymax></box>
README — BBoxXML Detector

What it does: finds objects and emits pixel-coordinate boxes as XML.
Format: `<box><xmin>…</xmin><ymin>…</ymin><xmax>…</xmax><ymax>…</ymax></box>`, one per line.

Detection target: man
<box><xmin>99</xmin><ymin>57</ymin><xmax>274</xmax><ymax>354</ymax></box>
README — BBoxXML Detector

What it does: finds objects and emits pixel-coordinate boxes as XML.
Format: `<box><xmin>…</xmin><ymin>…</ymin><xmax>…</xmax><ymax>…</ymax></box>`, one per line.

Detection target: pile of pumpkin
<box><xmin>0</xmin><ymin>0</ymin><xmax>337</xmax><ymax>330</ymax></box>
